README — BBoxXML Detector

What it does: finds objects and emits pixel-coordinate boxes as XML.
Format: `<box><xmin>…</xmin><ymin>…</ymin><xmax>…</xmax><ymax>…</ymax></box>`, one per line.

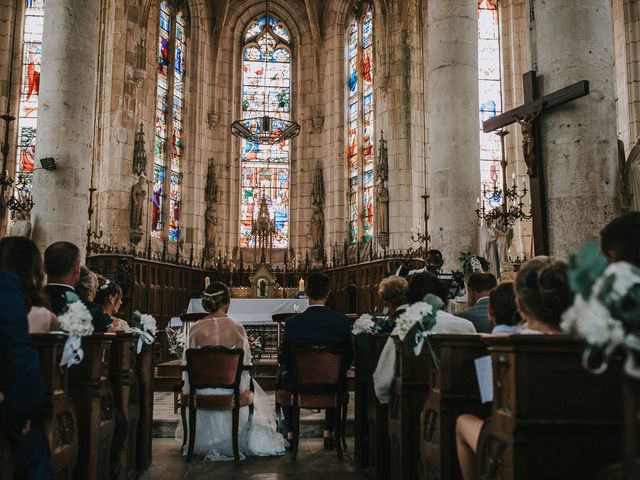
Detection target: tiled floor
<box><xmin>140</xmin><ymin>438</ymin><xmax>367</xmax><ymax>479</ymax></box>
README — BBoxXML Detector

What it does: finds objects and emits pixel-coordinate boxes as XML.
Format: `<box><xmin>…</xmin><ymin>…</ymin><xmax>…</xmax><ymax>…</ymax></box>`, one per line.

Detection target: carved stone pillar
<box><xmin>31</xmin><ymin>0</ymin><xmax>100</xmax><ymax>253</ymax></box>
<box><xmin>427</xmin><ymin>0</ymin><xmax>480</xmax><ymax>266</ymax></box>
<box><xmin>532</xmin><ymin>0</ymin><xmax>619</xmax><ymax>255</ymax></box>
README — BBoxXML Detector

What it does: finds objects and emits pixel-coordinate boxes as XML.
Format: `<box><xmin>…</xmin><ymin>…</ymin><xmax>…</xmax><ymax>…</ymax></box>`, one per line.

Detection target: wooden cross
<box><xmin>482</xmin><ymin>71</ymin><xmax>589</xmax><ymax>255</ymax></box>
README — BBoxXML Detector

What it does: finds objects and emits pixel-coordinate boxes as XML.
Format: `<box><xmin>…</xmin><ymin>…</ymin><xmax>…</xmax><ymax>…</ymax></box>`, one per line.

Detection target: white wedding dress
<box><xmin>177</xmin><ymin>315</ymin><xmax>286</xmax><ymax>461</ymax></box>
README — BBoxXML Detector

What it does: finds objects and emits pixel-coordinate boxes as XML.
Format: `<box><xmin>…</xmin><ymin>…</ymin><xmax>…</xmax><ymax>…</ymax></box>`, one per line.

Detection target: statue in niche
<box><xmin>310</xmin><ymin>206</ymin><xmax>324</xmax><ymax>257</ymax></box>
<box><xmin>133</xmin><ymin>123</ymin><xmax>147</xmax><ymax>176</ymax></box>
<box><xmin>377</xmin><ymin>131</ymin><xmax>389</xmax><ymax>182</ymax></box>
<box><xmin>205</xmin><ymin>206</ymin><xmax>219</xmax><ymax>260</ymax></box>
<box><xmin>258</xmin><ymin>279</ymin><xmax>267</xmax><ymax>298</ymax></box>
<box><xmin>623</xmin><ymin>138</ymin><xmax>640</xmax><ymax>212</ymax></box>
<box><xmin>130</xmin><ymin>175</ymin><xmax>147</xmax><ymax>230</ymax></box>
<box><xmin>376</xmin><ymin>178</ymin><xmax>389</xmax><ymax>234</ymax></box>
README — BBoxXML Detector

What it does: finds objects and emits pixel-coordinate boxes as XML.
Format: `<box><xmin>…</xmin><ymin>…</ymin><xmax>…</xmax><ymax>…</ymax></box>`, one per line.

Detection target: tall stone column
<box><xmin>31</xmin><ymin>0</ymin><xmax>100</xmax><ymax>253</ymax></box>
<box><xmin>427</xmin><ymin>0</ymin><xmax>480</xmax><ymax>267</ymax></box>
<box><xmin>532</xmin><ymin>0</ymin><xmax>619</xmax><ymax>256</ymax></box>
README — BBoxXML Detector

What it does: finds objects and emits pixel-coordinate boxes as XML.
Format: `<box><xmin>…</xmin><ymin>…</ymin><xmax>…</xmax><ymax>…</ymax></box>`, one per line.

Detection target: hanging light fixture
<box><xmin>230</xmin><ymin>0</ymin><xmax>301</xmax><ymax>145</ymax></box>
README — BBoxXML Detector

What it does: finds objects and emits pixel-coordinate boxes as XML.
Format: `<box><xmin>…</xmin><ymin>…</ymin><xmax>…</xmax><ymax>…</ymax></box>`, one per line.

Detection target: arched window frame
<box><xmin>346</xmin><ymin>2</ymin><xmax>375</xmax><ymax>245</ymax></box>
<box><xmin>238</xmin><ymin>14</ymin><xmax>293</xmax><ymax>249</ymax></box>
<box><xmin>478</xmin><ymin>0</ymin><xmax>504</xmax><ymax>206</ymax></box>
<box><xmin>152</xmin><ymin>0</ymin><xmax>188</xmax><ymax>241</ymax></box>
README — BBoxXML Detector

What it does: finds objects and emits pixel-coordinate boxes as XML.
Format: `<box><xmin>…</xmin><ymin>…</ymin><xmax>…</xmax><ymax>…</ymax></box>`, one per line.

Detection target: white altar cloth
<box><xmin>186</xmin><ymin>298</ymin><xmax>309</xmax><ymax>324</ymax></box>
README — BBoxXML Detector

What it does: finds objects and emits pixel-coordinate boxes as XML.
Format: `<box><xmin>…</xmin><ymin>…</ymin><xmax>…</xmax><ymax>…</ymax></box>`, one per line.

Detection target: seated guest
<box><xmin>43</xmin><ymin>241</ymin><xmax>111</xmax><ymax>332</ymax></box>
<box><xmin>93</xmin><ymin>276</ymin><xmax>129</xmax><ymax>332</ymax></box>
<box><xmin>455</xmin><ymin>257</ymin><xmax>574</xmax><ymax>480</ymax></box>
<box><xmin>0</xmin><ymin>269</ymin><xmax>53</xmax><ymax>479</ymax></box>
<box><xmin>373</xmin><ymin>272</ymin><xmax>476</xmax><ymax>404</ymax></box>
<box><xmin>600</xmin><ymin>212</ymin><xmax>640</xmax><ymax>267</ymax></box>
<box><xmin>376</xmin><ymin>276</ymin><xmax>409</xmax><ymax>333</ymax></box>
<box><xmin>488</xmin><ymin>282</ymin><xmax>520</xmax><ymax>334</ymax></box>
<box><xmin>278</xmin><ymin>273</ymin><xmax>353</xmax><ymax>450</ymax></box>
<box><xmin>183</xmin><ymin>281</ymin><xmax>285</xmax><ymax>459</ymax></box>
<box><xmin>0</xmin><ymin>236</ymin><xmax>58</xmax><ymax>333</ymax></box>
<box><xmin>457</xmin><ymin>272</ymin><xmax>497</xmax><ymax>333</ymax></box>
<box><xmin>76</xmin><ymin>266</ymin><xmax>99</xmax><ymax>302</ymax></box>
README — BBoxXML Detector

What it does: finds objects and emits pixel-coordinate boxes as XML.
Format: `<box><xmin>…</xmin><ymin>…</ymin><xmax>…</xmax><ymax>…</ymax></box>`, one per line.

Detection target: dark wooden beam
<box><xmin>482</xmin><ymin>80</ymin><xmax>589</xmax><ymax>133</ymax></box>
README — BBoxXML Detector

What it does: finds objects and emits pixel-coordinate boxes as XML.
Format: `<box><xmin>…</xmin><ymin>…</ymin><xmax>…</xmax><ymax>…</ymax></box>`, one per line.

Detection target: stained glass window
<box><xmin>478</xmin><ymin>0</ymin><xmax>503</xmax><ymax>206</ymax></box>
<box><xmin>240</xmin><ymin>15</ymin><xmax>291</xmax><ymax>248</ymax></box>
<box><xmin>346</xmin><ymin>4</ymin><xmax>374</xmax><ymax>243</ymax></box>
<box><xmin>14</xmin><ymin>0</ymin><xmax>45</xmax><ymax>194</ymax></box>
<box><xmin>153</xmin><ymin>1</ymin><xmax>186</xmax><ymax>240</ymax></box>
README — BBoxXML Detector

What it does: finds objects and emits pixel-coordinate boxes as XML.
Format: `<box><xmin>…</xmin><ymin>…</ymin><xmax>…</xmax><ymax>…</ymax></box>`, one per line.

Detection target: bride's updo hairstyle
<box><xmin>514</xmin><ymin>256</ymin><xmax>574</xmax><ymax>329</ymax></box>
<box><xmin>201</xmin><ymin>281</ymin><xmax>231</xmax><ymax>313</ymax></box>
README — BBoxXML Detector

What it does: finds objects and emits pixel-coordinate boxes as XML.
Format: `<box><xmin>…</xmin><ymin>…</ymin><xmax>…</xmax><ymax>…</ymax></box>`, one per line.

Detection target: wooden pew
<box><xmin>31</xmin><ymin>334</ymin><xmax>79</xmax><ymax>479</ymax></box>
<box><xmin>419</xmin><ymin>334</ymin><xmax>491</xmax><ymax>480</ymax></box>
<box><xmin>354</xmin><ymin>333</ymin><xmax>389</xmax><ymax>472</ymax></box>
<box><xmin>135</xmin><ymin>342</ymin><xmax>154</xmax><ymax>472</ymax></box>
<box><xmin>388</xmin><ymin>336</ymin><xmax>432</xmax><ymax>480</ymax></box>
<box><xmin>109</xmin><ymin>333</ymin><xmax>140</xmax><ymax>480</ymax></box>
<box><xmin>366</xmin><ymin>335</ymin><xmax>392</xmax><ymax>479</ymax></box>
<box><xmin>67</xmin><ymin>335</ymin><xmax>115</xmax><ymax>480</ymax></box>
<box><xmin>476</xmin><ymin>335</ymin><xmax>624</xmax><ymax>480</ymax></box>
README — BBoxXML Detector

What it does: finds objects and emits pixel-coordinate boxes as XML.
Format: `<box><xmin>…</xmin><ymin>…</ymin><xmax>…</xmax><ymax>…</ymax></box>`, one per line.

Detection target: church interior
<box><xmin>1</xmin><ymin>0</ymin><xmax>640</xmax><ymax>478</ymax></box>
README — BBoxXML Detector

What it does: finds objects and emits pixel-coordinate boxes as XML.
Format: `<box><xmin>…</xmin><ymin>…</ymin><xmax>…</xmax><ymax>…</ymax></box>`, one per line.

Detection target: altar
<box><xmin>186</xmin><ymin>298</ymin><xmax>309</xmax><ymax>324</ymax></box>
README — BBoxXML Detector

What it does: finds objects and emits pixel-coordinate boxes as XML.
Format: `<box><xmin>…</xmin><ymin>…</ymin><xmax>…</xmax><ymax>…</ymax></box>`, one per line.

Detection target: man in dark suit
<box><xmin>43</xmin><ymin>241</ymin><xmax>111</xmax><ymax>332</ymax></box>
<box><xmin>456</xmin><ymin>272</ymin><xmax>497</xmax><ymax>333</ymax></box>
<box><xmin>278</xmin><ymin>273</ymin><xmax>353</xmax><ymax>450</ymax></box>
<box><xmin>0</xmin><ymin>270</ymin><xmax>53</xmax><ymax>479</ymax></box>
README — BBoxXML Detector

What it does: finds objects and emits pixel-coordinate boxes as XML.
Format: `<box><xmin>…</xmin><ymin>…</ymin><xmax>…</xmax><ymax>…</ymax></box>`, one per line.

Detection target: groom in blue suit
<box><xmin>278</xmin><ymin>272</ymin><xmax>353</xmax><ymax>450</ymax></box>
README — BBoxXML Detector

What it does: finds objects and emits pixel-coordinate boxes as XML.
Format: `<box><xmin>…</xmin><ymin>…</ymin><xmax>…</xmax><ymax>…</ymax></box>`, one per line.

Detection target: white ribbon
<box><xmin>581</xmin><ymin>333</ymin><xmax>640</xmax><ymax>379</ymax></box>
<box><xmin>60</xmin><ymin>335</ymin><xmax>84</xmax><ymax>367</ymax></box>
<box><xmin>127</xmin><ymin>327</ymin><xmax>156</xmax><ymax>354</ymax></box>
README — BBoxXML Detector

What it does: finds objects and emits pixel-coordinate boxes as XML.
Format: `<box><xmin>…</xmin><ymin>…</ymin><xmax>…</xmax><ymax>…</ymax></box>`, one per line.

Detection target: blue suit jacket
<box><xmin>0</xmin><ymin>271</ymin><xmax>46</xmax><ymax>433</ymax></box>
<box><xmin>278</xmin><ymin>305</ymin><xmax>353</xmax><ymax>370</ymax></box>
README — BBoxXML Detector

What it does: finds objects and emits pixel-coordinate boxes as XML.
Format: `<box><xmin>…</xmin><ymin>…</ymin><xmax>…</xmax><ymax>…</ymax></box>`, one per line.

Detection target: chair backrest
<box><xmin>290</xmin><ymin>346</ymin><xmax>346</xmax><ymax>394</ymax></box>
<box><xmin>272</xmin><ymin>312</ymin><xmax>295</xmax><ymax>324</ymax></box>
<box><xmin>185</xmin><ymin>347</ymin><xmax>244</xmax><ymax>390</ymax></box>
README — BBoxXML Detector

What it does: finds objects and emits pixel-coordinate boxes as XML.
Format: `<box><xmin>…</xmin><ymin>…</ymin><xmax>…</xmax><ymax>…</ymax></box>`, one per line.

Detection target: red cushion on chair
<box><xmin>194</xmin><ymin>390</ymin><xmax>254</xmax><ymax>409</ymax></box>
<box><xmin>276</xmin><ymin>389</ymin><xmax>295</xmax><ymax>407</ymax></box>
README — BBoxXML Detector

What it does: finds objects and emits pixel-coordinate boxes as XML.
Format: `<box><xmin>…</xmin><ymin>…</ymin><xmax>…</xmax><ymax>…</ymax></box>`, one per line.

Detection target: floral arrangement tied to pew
<box><xmin>393</xmin><ymin>294</ymin><xmax>444</xmax><ymax>366</ymax></box>
<box><xmin>352</xmin><ymin>309</ymin><xmax>393</xmax><ymax>341</ymax></box>
<box><xmin>561</xmin><ymin>242</ymin><xmax>640</xmax><ymax>378</ymax></box>
<box><xmin>128</xmin><ymin>311</ymin><xmax>158</xmax><ymax>354</ymax></box>
<box><xmin>58</xmin><ymin>292</ymin><xmax>94</xmax><ymax>367</ymax></box>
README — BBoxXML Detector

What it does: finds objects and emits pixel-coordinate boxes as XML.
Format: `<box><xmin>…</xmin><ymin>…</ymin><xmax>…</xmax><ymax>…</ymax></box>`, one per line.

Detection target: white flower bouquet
<box><xmin>392</xmin><ymin>293</ymin><xmax>444</xmax><ymax>359</ymax></box>
<box><xmin>59</xmin><ymin>292</ymin><xmax>94</xmax><ymax>367</ymax></box>
<box><xmin>561</xmin><ymin>242</ymin><xmax>640</xmax><ymax>378</ymax></box>
<box><xmin>352</xmin><ymin>313</ymin><xmax>375</xmax><ymax>336</ymax></box>
<box><xmin>167</xmin><ymin>327</ymin><xmax>185</xmax><ymax>359</ymax></box>
<box><xmin>130</xmin><ymin>310</ymin><xmax>158</xmax><ymax>354</ymax></box>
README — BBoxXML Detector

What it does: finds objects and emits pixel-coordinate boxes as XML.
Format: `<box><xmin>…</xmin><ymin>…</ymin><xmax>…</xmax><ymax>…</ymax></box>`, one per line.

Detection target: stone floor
<box><xmin>140</xmin><ymin>437</ymin><xmax>367</xmax><ymax>479</ymax></box>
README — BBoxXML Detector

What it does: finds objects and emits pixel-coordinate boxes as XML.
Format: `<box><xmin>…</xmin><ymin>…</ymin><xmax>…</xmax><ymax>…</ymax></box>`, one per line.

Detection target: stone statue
<box><xmin>310</xmin><ymin>206</ymin><xmax>324</xmax><ymax>252</ymax></box>
<box><xmin>623</xmin><ymin>138</ymin><xmax>640</xmax><ymax>212</ymax></box>
<box><xmin>377</xmin><ymin>131</ymin><xmax>389</xmax><ymax>182</ymax></box>
<box><xmin>130</xmin><ymin>175</ymin><xmax>146</xmax><ymax>229</ymax></box>
<box><xmin>205</xmin><ymin>205</ymin><xmax>219</xmax><ymax>259</ymax></box>
<box><xmin>376</xmin><ymin>178</ymin><xmax>389</xmax><ymax>234</ymax></box>
<box><xmin>490</xmin><ymin>222</ymin><xmax>514</xmax><ymax>271</ymax></box>
<box><xmin>133</xmin><ymin>123</ymin><xmax>147</xmax><ymax>176</ymax></box>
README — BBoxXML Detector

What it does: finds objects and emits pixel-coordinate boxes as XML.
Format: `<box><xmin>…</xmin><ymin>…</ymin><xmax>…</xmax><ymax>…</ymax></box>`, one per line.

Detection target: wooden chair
<box><xmin>275</xmin><ymin>346</ymin><xmax>349</xmax><ymax>461</ymax></box>
<box><xmin>184</xmin><ymin>347</ymin><xmax>254</xmax><ymax>463</ymax></box>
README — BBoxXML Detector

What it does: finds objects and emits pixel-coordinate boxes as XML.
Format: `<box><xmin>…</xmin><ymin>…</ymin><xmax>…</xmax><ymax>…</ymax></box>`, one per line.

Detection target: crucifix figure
<box><xmin>482</xmin><ymin>71</ymin><xmax>590</xmax><ymax>255</ymax></box>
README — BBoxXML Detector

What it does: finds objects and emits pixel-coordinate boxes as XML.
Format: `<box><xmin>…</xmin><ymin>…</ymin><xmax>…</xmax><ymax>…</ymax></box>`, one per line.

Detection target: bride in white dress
<box><xmin>178</xmin><ymin>282</ymin><xmax>286</xmax><ymax>461</ymax></box>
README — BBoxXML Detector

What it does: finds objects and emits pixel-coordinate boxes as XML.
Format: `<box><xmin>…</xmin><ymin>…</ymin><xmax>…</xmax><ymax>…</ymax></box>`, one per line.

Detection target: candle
<box><xmin>298</xmin><ymin>278</ymin><xmax>305</xmax><ymax>292</ymax></box>
<box><xmin>476</xmin><ymin>197</ymin><xmax>480</xmax><ymax>205</ymax></box>
<box><xmin>204</xmin><ymin>276</ymin><xmax>210</xmax><ymax>290</ymax></box>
